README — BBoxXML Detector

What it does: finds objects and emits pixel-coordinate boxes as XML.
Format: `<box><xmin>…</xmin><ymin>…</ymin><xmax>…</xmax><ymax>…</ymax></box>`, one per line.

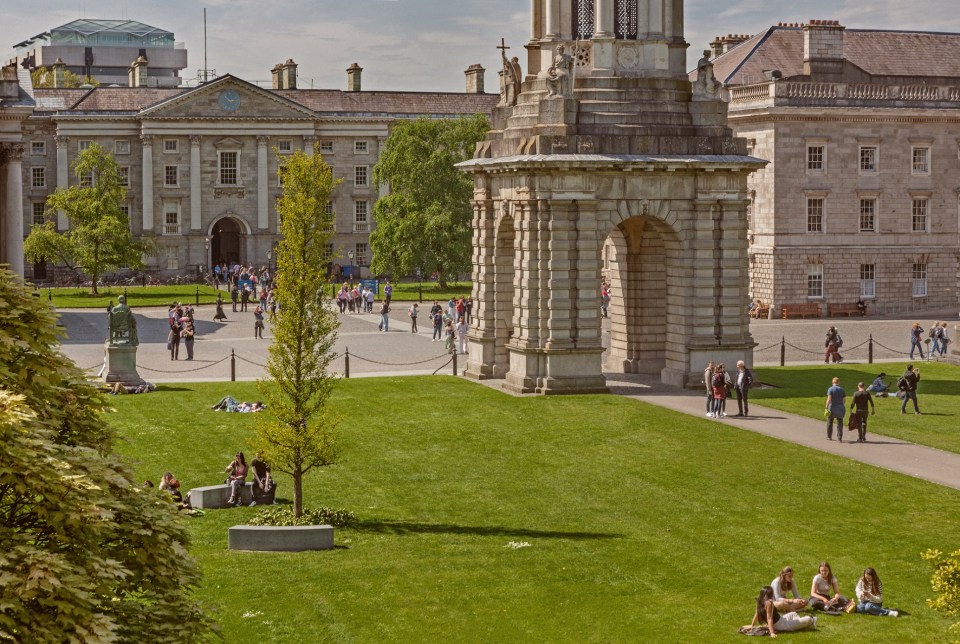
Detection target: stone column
<box><xmin>595</xmin><ymin>0</ymin><xmax>614</xmax><ymax>37</ymax></box>
<box><xmin>545</xmin><ymin>0</ymin><xmax>560</xmax><ymax>39</ymax></box>
<box><xmin>464</xmin><ymin>188</ymin><xmax>501</xmax><ymax>380</ymax></box>
<box><xmin>257</xmin><ymin>136</ymin><xmax>268</xmax><ymax>230</ymax></box>
<box><xmin>55</xmin><ymin>135</ymin><xmax>69</xmax><ymax>230</ymax></box>
<box><xmin>141</xmin><ymin>135</ymin><xmax>154</xmax><ymax>233</ymax></box>
<box><xmin>304</xmin><ymin>136</ymin><xmax>315</xmax><ymax>157</ymax></box>
<box><xmin>190</xmin><ymin>135</ymin><xmax>201</xmax><ymax>230</ymax></box>
<box><xmin>4</xmin><ymin>144</ymin><xmax>25</xmax><ymax>277</ymax></box>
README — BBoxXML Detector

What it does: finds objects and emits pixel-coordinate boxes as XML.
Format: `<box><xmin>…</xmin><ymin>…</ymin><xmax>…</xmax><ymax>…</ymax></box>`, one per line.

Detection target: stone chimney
<box><xmin>464</xmin><ymin>64</ymin><xmax>485</xmax><ymax>94</ymax></box>
<box><xmin>282</xmin><ymin>59</ymin><xmax>297</xmax><ymax>90</ymax></box>
<box><xmin>709</xmin><ymin>34</ymin><xmax>752</xmax><ymax>58</ymax></box>
<box><xmin>346</xmin><ymin>63</ymin><xmax>362</xmax><ymax>92</ymax></box>
<box><xmin>130</xmin><ymin>55</ymin><xmax>149</xmax><ymax>87</ymax></box>
<box><xmin>0</xmin><ymin>64</ymin><xmax>18</xmax><ymax>99</ymax></box>
<box><xmin>803</xmin><ymin>20</ymin><xmax>845</xmax><ymax>79</ymax></box>
<box><xmin>271</xmin><ymin>63</ymin><xmax>283</xmax><ymax>89</ymax></box>
<box><xmin>52</xmin><ymin>57</ymin><xmax>66</xmax><ymax>88</ymax></box>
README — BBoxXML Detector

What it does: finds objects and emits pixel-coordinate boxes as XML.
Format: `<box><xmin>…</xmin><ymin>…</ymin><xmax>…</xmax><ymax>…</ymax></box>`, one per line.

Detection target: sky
<box><xmin>5</xmin><ymin>0</ymin><xmax>960</xmax><ymax>93</ymax></box>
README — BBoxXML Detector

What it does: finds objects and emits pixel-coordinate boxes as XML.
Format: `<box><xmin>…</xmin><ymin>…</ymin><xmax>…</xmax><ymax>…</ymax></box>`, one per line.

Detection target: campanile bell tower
<box><xmin>461</xmin><ymin>0</ymin><xmax>765</xmax><ymax>394</ymax></box>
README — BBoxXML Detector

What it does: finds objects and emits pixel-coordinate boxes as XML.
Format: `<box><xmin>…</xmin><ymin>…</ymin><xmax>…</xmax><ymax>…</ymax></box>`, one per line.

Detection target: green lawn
<box><xmin>752</xmin><ymin>363</ymin><xmax>960</xmax><ymax>455</ymax></box>
<box><xmin>106</xmin><ymin>377</ymin><xmax>958</xmax><ymax>642</ymax></box>
<box><xmin>44</xmin><ymin>284</ymin><xmax>224</xmax><ymax>308</ymax></box>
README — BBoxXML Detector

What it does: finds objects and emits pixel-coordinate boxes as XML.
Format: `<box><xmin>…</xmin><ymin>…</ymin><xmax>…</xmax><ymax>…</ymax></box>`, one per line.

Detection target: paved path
<box><xmin>57</xmin><ymin>303</ymin><xmax>960</xmax><ymax>491</ymax></box>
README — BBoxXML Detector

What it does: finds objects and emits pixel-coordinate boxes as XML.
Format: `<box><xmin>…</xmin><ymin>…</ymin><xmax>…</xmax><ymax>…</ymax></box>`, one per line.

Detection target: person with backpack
<box><xmin>824</xmin><ymin>326</ymin><xmax>843</xmax><ymax>363</ymax></box>
<box><xmin>898</xmin><ymin>365</ymin><xmax>921</xmax><ymax>415</ymax></box>
<box><xmin>909</xmin><ymin>322</ymin><xmax>925</xmax><ymax>360</ymax></box>
<box><xmin>931</xmin><ymin>321</ymin><xmax>945</xmax><ymax>357</ymax></box>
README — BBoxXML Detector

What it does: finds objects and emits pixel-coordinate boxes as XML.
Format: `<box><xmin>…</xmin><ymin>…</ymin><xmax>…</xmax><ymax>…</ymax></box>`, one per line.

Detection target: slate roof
<box><xmin>0</xmin><ymin>67</ymin><xmax>36</xmax><ymax>109</ymax></box>
<box><xmin>70</xmin><ymin>87</ymin><xmax>183</xmax><ymax>112</ymax></box>
<box><xmin>705</xmin><ymin>25</ymin><xmax>960</xmax><ymax>86</ymax></box>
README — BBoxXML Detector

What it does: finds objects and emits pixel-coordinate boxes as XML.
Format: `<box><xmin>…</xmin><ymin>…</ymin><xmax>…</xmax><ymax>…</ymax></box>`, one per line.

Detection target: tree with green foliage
<box><xmin>0</xmin><ymin>269</ymin><xmax>213</xmax><ymax>641</ymax></box>
<box><xmin>24</xmin><ymin>143</ymin><xmax>151</xmax><ymax>295</ymax></box>
<box><xmin>923</xmin><ymin>548</ymin><xmax>960</xmax><ymax>634</ymax></box>
<box><xmin>370</xmin><ymin>114</ymin><xmax>488</xmax><ymax>288</ymax></box>
<box><xmin>255</xmin><ymin>151</ymin><xmax>341</xmax><ymax>518</ymax></box>
<box><xmin>31</xmin><ymin>66</ymin><xmax>99</xmax><ymax>88</ymax></box>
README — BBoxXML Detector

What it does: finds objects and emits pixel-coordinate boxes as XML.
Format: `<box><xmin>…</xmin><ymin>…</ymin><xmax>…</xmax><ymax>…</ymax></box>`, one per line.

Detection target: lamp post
<box><xmin>347</xmin><ymin>250</ymin><xmax>355</xmax><ymax>281</ymax></box>
<box><xmin>267</xmin><ymin>248</ymin><xmax>273</xmax><ymax>274</ymax></box>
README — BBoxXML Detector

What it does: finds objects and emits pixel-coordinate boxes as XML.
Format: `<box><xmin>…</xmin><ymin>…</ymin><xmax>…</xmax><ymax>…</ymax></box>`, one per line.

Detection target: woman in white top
<box><xmin>809</xmin><ymin>561</ymin><xmax>849</xmax><ymax>611</ymax></box>
<box><xmin>770</xmin><ymin>567</ymin><xmax>807</xmax><ymax>611</ymax></box>
<box><xmin>855</xmin><ymin>567</ymin><xmax>899</xmax><ymax>616</ymax></box>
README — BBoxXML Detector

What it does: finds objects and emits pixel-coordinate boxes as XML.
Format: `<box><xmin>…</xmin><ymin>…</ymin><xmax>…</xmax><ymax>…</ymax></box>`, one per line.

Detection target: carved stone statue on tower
<box><xmin>693</xmin><ymin>49</ymin><xmax>722</xmax><ymax>100</ymax></box>
<box><xmin>498</xmin><ymin>39</ymin><xmax>523</xmax><ymax>106</ymax></box>
<box><xmin>545</xmin><ymin>45</ymin><xmax>574</xmax><ymax>98</ymax></box>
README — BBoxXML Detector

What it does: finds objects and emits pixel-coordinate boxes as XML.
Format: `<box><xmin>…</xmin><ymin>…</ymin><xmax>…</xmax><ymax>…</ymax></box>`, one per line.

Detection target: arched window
<box><xmin>615</xmin><ymin>0</ymin><xmax>638</xmax><ymax>40</ymax></box>
<box><xmin>573</xmin><ymin>0</ymin><xmax>595</xmax><ymax>40</ymax></box>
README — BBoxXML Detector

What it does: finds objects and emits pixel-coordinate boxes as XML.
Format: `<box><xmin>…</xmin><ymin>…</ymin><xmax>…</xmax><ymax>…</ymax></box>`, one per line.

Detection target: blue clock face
<box><xmin>218</xmin><ymin>89</ymin><xmax>241</xmax><ymax>111</ymax></box>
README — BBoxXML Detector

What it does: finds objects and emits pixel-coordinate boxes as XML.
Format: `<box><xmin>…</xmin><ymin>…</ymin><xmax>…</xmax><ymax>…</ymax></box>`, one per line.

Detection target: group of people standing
<box><xmin>703</xmin><ymin>360</ymin><xmax>754</xmax><ymax>418</ymax></box>
<box><xmin>825</xmin><ymin>364</ymin><xmax>922</xmax><ymax>443</ymax></box>
<box><xmin>909</xmin><ymin>321</ymin><xmax>951</xmax><ymax>360</ymax></box>
<box><xmin>747</xmin><ymin>563</ymin><xmax>899</xmax><ymax>636</ymax></box>
<box><xmin>166</xmin><ymin>302</ymin><xmax>196</xmax><ymax>361</ymax></box>
<box><xmin>427</xmin><ymin>299</ymin><xmax>469</xmax><ymax>355</ymax></box>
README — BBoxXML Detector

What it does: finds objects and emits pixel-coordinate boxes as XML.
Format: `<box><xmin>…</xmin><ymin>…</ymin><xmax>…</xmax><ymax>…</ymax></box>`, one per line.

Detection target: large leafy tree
<box><xmin>255</xmin><ymin>151</ymin><xmax>341</xmax><ymax>518</ymax></box>
<box><xmin>0</xmin><ymin>269</ymin><xmax>212</xmax><ymax>641</ymax></box>
<box><xmin>24</xmin><ymin>143</ymin><xmax>151</xmax><ymax>294</ymax></box>
<box><xmin>370</xmin><ymin>114</ymin><xmax>488</xmax><ymax>287</ymax></box>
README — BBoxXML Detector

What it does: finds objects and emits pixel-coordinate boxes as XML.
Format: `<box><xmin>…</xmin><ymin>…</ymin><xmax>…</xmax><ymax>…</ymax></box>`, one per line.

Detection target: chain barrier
<box><xmin>348</xmin><ymin>352</ymin><xmax>450</xmax><ymax>367</ymax></box>
<box><xmin>432</xmin><ymin>356</ymin><xmax>455</xmax><ymax>375</ymax></box>
<box><xmin>871</xmin><ymin>340</ymin><xmax>910</xmax><ymax>356</ymax></box>
<box><xmin>783</xmin><ymin>342</ymin><xmax>824</xmax><ymax>356</ymax></box>
<box><xmin>754</xmin><ymin>342</ymin><xmax>781</xmax><ymax>353</ymax></box>
<box><xmin>136</xmin><ymin>356</ymin><xmax>231</xmax><ymax>374</ymax></box>
<box><xmin>235</xmin><ymin>355</ymin><xmax>268</xmax><ymax>368</ymax></box>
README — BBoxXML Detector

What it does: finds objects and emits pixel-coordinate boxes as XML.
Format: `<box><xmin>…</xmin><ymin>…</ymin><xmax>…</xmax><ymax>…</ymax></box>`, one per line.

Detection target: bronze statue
<box><xmin>108</xmin><ymin>294</ymin><xmax>138</xmax><ymax>346</ymax></box>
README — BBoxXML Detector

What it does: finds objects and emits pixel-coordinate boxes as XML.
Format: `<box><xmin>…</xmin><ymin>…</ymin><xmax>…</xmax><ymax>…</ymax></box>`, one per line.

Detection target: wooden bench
<box><xmin>781</xmin><ymin>303</ymin><xmax>821</xmax><ymax>319</ymax></box>
<box><xmin>827</xmin><ymin>303</ymin><xmax>863</xmax><ymax>317</ymax></box>
<box><xmin>187</xmin><ymin>482</ymin><xmax>253</xmax><ymax>509</ymax></box>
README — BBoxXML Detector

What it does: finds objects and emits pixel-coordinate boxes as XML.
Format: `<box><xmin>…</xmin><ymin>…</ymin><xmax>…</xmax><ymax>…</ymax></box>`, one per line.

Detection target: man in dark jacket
<box><xmin>734</xmin><ymin>360</ymin><xmax>754</xmax><ymax>417</ymax></box>
<box><xmin>899</xmin><ymin>365</ymin><xmax>922</xmax><ymax>415</ymax></box>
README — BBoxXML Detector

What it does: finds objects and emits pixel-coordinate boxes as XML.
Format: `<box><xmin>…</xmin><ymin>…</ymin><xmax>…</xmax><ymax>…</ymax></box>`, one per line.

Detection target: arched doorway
<box><xmin>210</xmin><ymin>216</ymin><xmax>245</xmax><ymax>265</ymax></box>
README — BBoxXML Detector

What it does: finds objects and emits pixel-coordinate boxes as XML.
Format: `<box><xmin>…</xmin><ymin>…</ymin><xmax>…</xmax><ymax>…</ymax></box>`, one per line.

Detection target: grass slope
<box><xmin>752</xmin><ymin>363</ymin><xmax>960</xmax><ymax>454</ymax></box>
<box><xmin>107</xmin><ymin>377</ymin><xmax>958</xmax><ymax>642</ymax></box>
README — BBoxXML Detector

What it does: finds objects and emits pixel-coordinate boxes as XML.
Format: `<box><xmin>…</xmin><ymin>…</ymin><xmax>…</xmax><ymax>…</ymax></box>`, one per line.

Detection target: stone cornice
<box><xmin>458</xmin><ymin>154</ymin><xmax>767</xmax><ymax>173</ymax></box>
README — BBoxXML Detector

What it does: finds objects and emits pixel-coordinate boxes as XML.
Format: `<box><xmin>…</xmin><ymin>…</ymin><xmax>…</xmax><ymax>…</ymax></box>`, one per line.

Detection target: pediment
<box><xmin>214</xmin><ymin>136</ymin><xmax>243</xmax><ymax>148</ymax></box>
<box><xmin>140</xmin><ymin>75</ymin><xmax>314</xmax><ymax>120</ymax></box>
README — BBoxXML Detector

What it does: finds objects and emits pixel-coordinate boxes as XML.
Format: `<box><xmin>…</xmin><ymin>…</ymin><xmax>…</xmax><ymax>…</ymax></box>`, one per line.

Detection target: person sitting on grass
<box><xmin>224</xmin><ymin>452</ymin><xmax>248</xmax><ymax>507</ymax></box>
<box><xmin>770</xmin><ymin>567</ymin><xmax>807</xmax><ymax>611</ymax></box>
<box><xmin>159</xmin><ymin>471</ymin><xmax>184</xmax><ymax>506</ymax></box>
<box><xmin>867</xmin><ymin>372</ymin><xmax>890</xmax><ymax>397</ymax></box>
<box><xmin>855</xmin><ymin>567</ymin><xmax>899</xmax><ymax>617</ymax></box>
<box><xmin>809</xmin><ymin>561</ymin><xmax>850</xmax><ymax>612</ymax></box>
<box><xmin>745</xmin><ymin>586</ymin><xmax>817</xmax><ymax>637</ymax></box>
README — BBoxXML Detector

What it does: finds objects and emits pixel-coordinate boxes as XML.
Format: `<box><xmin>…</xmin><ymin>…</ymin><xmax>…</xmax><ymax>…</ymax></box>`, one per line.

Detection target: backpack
<box><xmin>897</xmin><ymin>375</ymin><xmax>908</xmax><ymax>391</ymax></box>
<box><xmin>835</xmin><ymin>334</ymin><xmax>843</xmax><ymax>348</ymax></box>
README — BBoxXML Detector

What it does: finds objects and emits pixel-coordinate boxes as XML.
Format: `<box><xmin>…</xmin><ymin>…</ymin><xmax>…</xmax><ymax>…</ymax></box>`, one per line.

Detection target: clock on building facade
<box><xmin>218</xmin><ymin>89</ymin><xmax>241</xmax><ymax>111</ymax></box>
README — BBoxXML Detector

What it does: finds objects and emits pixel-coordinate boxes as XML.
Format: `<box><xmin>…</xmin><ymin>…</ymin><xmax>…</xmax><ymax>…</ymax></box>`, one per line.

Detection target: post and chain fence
<box><xmin>754</xmin><ymin>334</ymin><xmax>924</xmax><ymax>366</ymax></box>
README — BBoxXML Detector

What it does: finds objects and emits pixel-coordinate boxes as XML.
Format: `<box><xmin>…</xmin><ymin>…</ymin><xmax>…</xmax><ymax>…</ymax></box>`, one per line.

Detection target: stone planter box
<box><xmin>187</xmin><ymin>482</ymin><xmax>253</xmax><ymax>509</ymax></box>
<box><xmin>228</xmin><ymin>524</ymin><xmax>334</xmax><ymax>552</ymax></box>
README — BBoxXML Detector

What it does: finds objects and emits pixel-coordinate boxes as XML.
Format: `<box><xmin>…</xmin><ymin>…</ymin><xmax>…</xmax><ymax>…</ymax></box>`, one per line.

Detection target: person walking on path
<box><xmin>409</xmin><ymin>303</ymin><xmax>419</xmax><ymax>333</ymax></box>
<box><xmin>851</xmin><ymin>382</ymin><xmax>875</xmax><ymax>443</ymax></box>
<box><xmin>909</xmin><ymin>322</ymin><xmax>925</xmax><ymax>360</ymax></box>
<box><xmin>254</xmin><ymin>305</ymin><xmax>265</xmax><ymax>339</ymax></box>
<box><xmin>168</xmin><ymin>318</ymin><xmax>181</xmax><ymax>361</ymax></box>
<box><xmin>383</xmin><ymin>280</ymin><xmax>393</xmax><ymax>305</ymax></box>
<box><xmin>431</xmin><ymin>301</ymin><xmax>443</xmax><ymax>341</ymax></box>
<box><xmin>825</xmin><ymin>377</ymin><xmax>846</xmax><ymax>441</ymax></box>
<box><xmin>931</xmin><ymin>322</ymin><xmax>946</xmax><ymax>357</ymax></box>
<box><xmin>230</xmin><ymin>286</ymin><xmax>239</xmax><ymax>313</ymax></box>
<box><xmin>899</xmin><ymin>365</ymin><xmax>921</xmax><ymax>415</ymax></box>
<box><xmin>824</xmin><ymin>326</ymin><xmax>843</xmax><ymax>364</ymax></box>
<box><xmin>182</xmin><ymin>320</ymin><xmax>195</xmax><ymax>361</ymax></box>
<box><xmin>457</xmin><ymin>317</ymin><xmax>468</xmax><ymax>355</ymax></box>
<box><xmin>703</xmin><ymin>361</ymin><xmax>716</xmax><ymax>417</ymax></box>
<box><xmin>379</xmin><ymin>300</ymin><xmax>390</xmax><ymax>332</ymax></box>
<box><xmin>734</xmin><ymin>360</ymin><xmax>754</xmax><ymax>417</ymax></box>
<box><xmin>214</xmin><ymin>292</ymin><xmax>228</xmax><ymax>321</ymax></box>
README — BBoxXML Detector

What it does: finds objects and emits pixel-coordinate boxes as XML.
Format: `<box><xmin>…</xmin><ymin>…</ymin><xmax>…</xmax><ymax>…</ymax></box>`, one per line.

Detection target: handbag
<box><xmin>844</xmin><ymin>600</ymin><xmax>857</xmax><ymax>614</ymax></box>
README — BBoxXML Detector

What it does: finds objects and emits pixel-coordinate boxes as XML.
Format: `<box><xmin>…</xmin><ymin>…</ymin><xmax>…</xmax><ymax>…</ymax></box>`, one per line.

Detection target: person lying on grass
<box><xmin>745</xmin><ymin>586</ymin><xmax>816</xmax><ymax>637</ymax></box>
<box><xmin>211</xmin><ymin>396</ymin><xmax>265</xmax><ymax>412</ymax></box>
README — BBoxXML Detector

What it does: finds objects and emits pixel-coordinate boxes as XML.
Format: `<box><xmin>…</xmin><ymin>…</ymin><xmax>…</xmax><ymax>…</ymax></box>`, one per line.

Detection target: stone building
<box><xmin>460</xmin><ymin>0</ymin><xmax>763</xmax><ymax>392</ymax></box>
<box><xmin>9</xmin><ymin>60</ymin><xmax>496</xmax><ymax>281</ymax></box>
<box><xmin>0</xmin><ymin>64</ymin><xmax>32</xmax><ymax>277</ymax></box>
<box><xmin>9</xmin><ymin>19</ymin><xmax>189</xmax><ymax>88</ymax></box>
<box><xmin>706</xmin><ymin>21</ymin><xmax>960</xmax><ymax>314</ymax></box>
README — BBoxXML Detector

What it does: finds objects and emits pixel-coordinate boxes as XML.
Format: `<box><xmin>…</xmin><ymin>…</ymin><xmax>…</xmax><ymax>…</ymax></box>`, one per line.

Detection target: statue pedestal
<box><xmin>103</xmin><ymin>342</ymin><xmax>145</xmax><ymax>386</ymax></box>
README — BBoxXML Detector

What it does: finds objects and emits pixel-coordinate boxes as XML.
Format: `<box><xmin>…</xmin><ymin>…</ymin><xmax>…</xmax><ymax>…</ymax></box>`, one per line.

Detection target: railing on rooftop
<box><xmin>729</xmin><ymin>80</ymin><xmax>960</xmax><ymax>107</ymax></box>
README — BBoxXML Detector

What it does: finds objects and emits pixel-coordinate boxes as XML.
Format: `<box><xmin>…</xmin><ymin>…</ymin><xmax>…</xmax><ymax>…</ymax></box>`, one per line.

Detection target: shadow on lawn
<box><xmin>353</xmin><ymin>519</ymin><xmax>622</xmax><ymax>540</ymax></box>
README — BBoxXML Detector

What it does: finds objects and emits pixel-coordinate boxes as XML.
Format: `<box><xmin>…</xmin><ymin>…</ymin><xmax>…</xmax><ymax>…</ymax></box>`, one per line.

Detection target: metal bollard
<box><xmin>780</xmin><ymin>336</ymin><xmax>786</xmax><ymax>367</ymax></box>
<box><xmin>452</xmin><ymin>352</ymin><xmax>457</xmax><ymax>376</ymax></box>
<box><xmin>869</xmin><ymin>335</ymin><xmax>874</xmax><ymax>364</ymax></box>
<box><xmin>124</xmin><ymin>287</ymin><xmax>128</xmax><ymax>301</ymax></box>
<box><xmin>231</xmin><ymin>349</ymin><xmax>236</xmax><ymax>382</ymax></box>
<box><xmin>195</xmin><ymin>286</ymin><xmax>200</xmax><ymax>305</ymax></box>
<box><xmin>418</xmin><ymin>283</ymin><xmax>422</xmax><ymax>303</ymax></box>
<box><xmin>345</xmin><ymin>348</ymin><xmax>350</xmax><ymax>378</ymax></box>
<box><xmin>48</xmin><ymin>288</ymin><xmax>52</xmax><ymax>301</ymax></box>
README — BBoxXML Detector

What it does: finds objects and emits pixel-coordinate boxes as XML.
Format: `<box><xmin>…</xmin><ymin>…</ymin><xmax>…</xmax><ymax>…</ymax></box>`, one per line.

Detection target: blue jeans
<box><xmin>901</xmin><ymin>390</ymin><xmax>920</xmax><ymax>413</ymax></box>
<box><xmin>910</xmin><ymin>338</ymin><xmax>924</xmax><ymax>359</ymax></box>
<box><xmin>858</xmin><ymin>601</ymin><xmax>891</xmax><ymax>616</ymax></box>
<box><xmin>380</xmin><ymin>313</ymin><xmax>389</xmax><ymax>331</ymax></box>
<box><xmin>931</xmin><ymin>338</ymin><xmax>942</xmax><ymax>355</ymax></box>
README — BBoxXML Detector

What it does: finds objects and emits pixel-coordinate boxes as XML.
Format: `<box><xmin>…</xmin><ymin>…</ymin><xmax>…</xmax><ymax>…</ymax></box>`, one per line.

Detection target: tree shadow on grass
<box><xmin>352</xmin><ymin>519</ymin><xmax>622</xmax><ymax>540</ymax></box>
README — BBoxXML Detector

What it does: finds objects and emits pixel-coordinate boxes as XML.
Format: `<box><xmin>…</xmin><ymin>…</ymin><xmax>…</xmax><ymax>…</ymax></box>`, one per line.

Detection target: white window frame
<box><xmin>78</xmin><ymin>140</ymin><xmax>92</xmax><ymax>153</ymax></box>
<box><xmin>31</xmin><ymin>141</ymin><xmax>46</xmax><ymax>156</ymax></box>
<box><xmin>79</xmin><ymin>171</ymin><xmax>94</xmax><ymax>188</ymax></box>
<box><xmin>355</xmin><ymin>243</ymin><xmax>368</xmax><ymax>265</ymax></box>
<box><xmin>325</xmin><ymin>201</ymin><xmax>334</xmax><ymax>216</ymax></box>
<box><xmin>858</xmin><ymin>145</ymin><xmax>878</xmax><ymax>174</ymax></box>
<box><xmin>119</xmin><ymin>166</ymin><xmax>131</xmax><ymax>188</ymax></box>
<box><xmin>277</xmin><ymin>139</ymin><xmax>293</xmax><ymax>154</ymax></box>
<box><xmin>912</xmin><ymin>263</ymin><xmax>927</xmax><ymax>297</ymax></box>
<box><xmin>31</xmin><ymin>166</ymin><xmax>46</xmax><ymax>188</ymax></box>
<box><xmin>806</xmin><ymin>144</ymin><xmax>825</xmax><ymax>172</ymax></box>
<box><xmin>164</xmin><ymin>246</ymin><xmax>179</xmax><ymax>270</ymax></box>
<box><xmin>806</xmin><ymin>197</ymin><xmax>824</xmax><ymax>233</ymax></box>
<box><xmin>911</xmin><ymin>197</ymin><xmax>929</xmax><ymax>233</ymax></box>
<box><xmin>911</xmin><ymin>146</ymin><xmax>930</xmax><ymax>175</ymax></box>
<box><xmin>164</xmin><ymin>164</ymin><xmax>179</xmax><ymax>187</ymax></box>
<box><xmin>354</xmin><ymin>140</ymin><xmax>368</xmax><ymax>154</ymax></box>
<box><xmin>806</xmin><ymin>263</ymin><xmax>824</xmax><ymax>299</ymax></box>
<box><xmin>354</xmin><ymin>165</ymin><xmax>368</xmax><ymax>187</ymax></box>
<box><xmin>859</xmin><ymin>263</ymin><xmax>876</xmax><ymax>299</ymax></box>
<box><xmin>163</xmin><ymin>202</ymin><xmax>181</xmax><ymax>235</ymax></box>
<box><xmin>163</xmin><ymin>139</ymin><xmax>179</xmax><ymax>154</ymax></box>
<box><xmin>217</xmin><ymin>150</ymin><xmax>241</xmax><ymax>186</ymax></box>
<box><xmin>354</xmin><ymin>200</ymin><xmax>369</xmax><ymax>233</ymax></box>
<box><xmin>32</xmin><ymin>202</ymin><xmax>46</xmax><ymax>225</ymax></box>
<box><xmin>320</xmin><ymin>140</ymin><xmax>334</xmax><ymax>153</ymax></box>
<box><xmin>859</xmin><ymin>198</ymin><xmax>876</xmax><ymax>232</ymax></box>
<box><xmin>114</xmin><ymin>139</ymin><xmax>130</xmax><ymax>155</ymax></box>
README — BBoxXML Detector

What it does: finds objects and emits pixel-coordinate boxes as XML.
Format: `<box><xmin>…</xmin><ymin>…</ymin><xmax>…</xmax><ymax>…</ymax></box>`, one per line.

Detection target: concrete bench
<box><xmin>187</xmin><ymin>482</ymin><xmax>253</xmax><ymax>509</ymax></box>
<box><xmin>228</xmin><ymin>525</ymin><xmax>334</xmax><ymax>552</ymax></box>
<box><xmin>828</xmin><ymin>302</ymin><xmax>864</xmax><ymax>317</ymax></box>
<box><xmin>781</xmin><ymin>303</ymin><xmax>821</xmax><ymax>319</ymax></box>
